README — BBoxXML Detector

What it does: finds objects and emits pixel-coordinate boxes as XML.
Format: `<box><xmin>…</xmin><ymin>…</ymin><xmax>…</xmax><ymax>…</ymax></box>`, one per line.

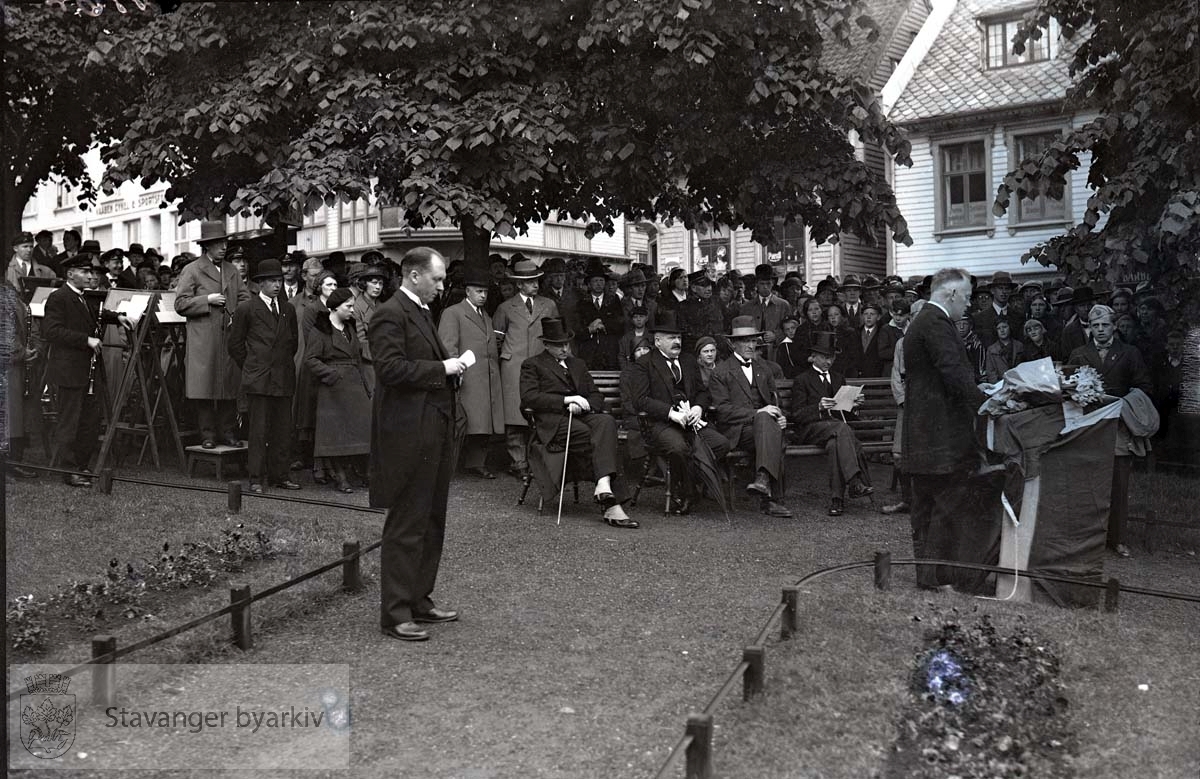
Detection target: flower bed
<box><xmin>886</xmin><ymin>616</ymin><xmax>1077</xmax><ymax>778</ymax></box>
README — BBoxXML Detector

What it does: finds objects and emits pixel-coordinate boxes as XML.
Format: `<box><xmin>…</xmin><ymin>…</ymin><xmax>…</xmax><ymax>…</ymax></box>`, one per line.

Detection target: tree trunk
<box><xmin>459</xmin><ymin>216</ymin><xmax>491</xmax><ymax>269</ymax></box>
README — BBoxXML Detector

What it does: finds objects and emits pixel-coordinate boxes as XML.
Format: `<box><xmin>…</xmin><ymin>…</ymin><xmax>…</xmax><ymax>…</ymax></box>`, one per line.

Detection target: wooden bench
<box><xmin>185</xmin><ymin>443</ymin><xmax>248</xmax><ymax>480</ymax></box>
<box><xmin>778</xmin><ymin>377</ymin><xmax>898</xmax><ymax>457</ymax></box>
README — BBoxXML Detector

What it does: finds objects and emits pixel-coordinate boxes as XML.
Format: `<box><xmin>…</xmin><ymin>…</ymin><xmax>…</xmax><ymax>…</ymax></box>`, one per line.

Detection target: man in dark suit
<box><xmin>903</xmin><ymin>268</ymin><xmax>990</xmax><ymax>590</ymax></box>
<box><xmin>710</xmin><ymin>316</ymin><xmax>792</xmax><ymax>517</ymax></box>
<box><xmin>519</xmin><ymin>317</ymin><xmax>638</xmax><ymax>527</ymax></box>
<box><xmin>678</xmin><ymin>272</ymin><xmax>724</xmax><ymax>353</ymax></box>
<box><xmin>42</xmin><ymin>254</ymin><xmax>131</xmax><ymax>485</ymax></box>
<box><xmin>788</xmin><ymin>332</ymin><xmax>873</xmax><ymax>516</ymax></box>
<box><xmin>99</xmin><ymin>248</ymin><xmax>138</xmax><ymax>289</ymax></box>
<box><xmin>1055</xmin><ymin>285</ymin><xmax>1099</xmax><ymax>359</ymax></box>
<box><xmin>1067</xmin><ymin>304</ymin><xmax>1154</xmax><ymax>558</ymax></box>
<box><xmin>227</xmin><ymin>259</ymin><xmax>301</xmax><ymax>494</ymax></box>
<box><xmin>367</xmin><ymin>247</ymin><xmax>463</xmax><ymax>642</ymax></box>
<box><xmin>280</xmin><ymin>251</ymin><xmax>305</xmax><ymax>302</ymax></box>
<box><xmin>573</xmin><ymin>262</ymin><xmax>624</xmax><ymax>370</ymax></box>
<box><xmin>972</xmin><ymin>271</ymin><xmax>1024</xmax><ymax>347</ymax></box>
<box><xmin>738</xmin><ymin>264</ymin><xmax>791</xmax><ymax>361</ymax></box>
<box><xmin>627</xmin><ymin>311</ymin><xmax>730</xmax><ymax>515</ymax></box>
<box><xmin>849</xmin><ymin>302</ymin><xmax>887</xmax><ymax>377</ymax></box>
<box><xmin>840</xmin><ymin>274</ymin><xmax>865</xmax><ymax>329</ymax></box>
<box><xmin>619</xmin><ymin>268</ymin><xmax>657</xmax><ymax>330</ymax></box>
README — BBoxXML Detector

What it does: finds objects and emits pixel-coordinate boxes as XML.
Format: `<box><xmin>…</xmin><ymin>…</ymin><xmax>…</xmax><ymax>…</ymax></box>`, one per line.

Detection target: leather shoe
<box><xmin>466</xmin><ymin>466</ymin><xmax>496</xmax><ymax>479</ymax></box>
<box><xmin>11</xmin><ymin>465</ymin><xmax>39</xmax><ymax>479</ymax></box>
<box><xmin>828</xmin><ymin>497</ymin><xmax>845</xmax><ymax>516</ymax></box>
<box><xmin>644</xmin><ymin>475</ymin><xmax>665</xmax><ymax>488</ymax></box>
<box><xmin>412</xmin><ymin>608</ymin><xmax>459</xmax><ymax>624</ymax></box>
<box><xmin>1113</xmin><ymin>543</ymin><xmax>1132</xmax><ymax>559</ymax></box>
<box><xmin>273</xmin><ymin>480</ymin><xmax>302</xmax><ymax>490</ymax></box>
<box><xmin>222</xmin><ymin>436</ymin><xmax>242</xmax><ymax>448</ymax></box>
<box><xmin>65</xmin><ymin>474</ymin><xmax>91</xmax><ymax>488</ymax></box>
<box><xmin>508</xmin><ymin>464</ymin><xmax>531</xmax><ymax>479</ymax></box>
<box><xmin>669</xmin><ymin>495</ymin><xmax>692</xmax><ymax>516</ymax></box>
<box><xmin>381</xmin><ymin>622</ymin><xmax>430</xmax><ymax>641</ymax></box>
<box><xmin>604</xmin><ymin>515</ymin><xmax>640</xmax><ymax>528</ymax></box>
<box><xmin>848</xmin><ymin>479</ymin><xmax>875</xmax><ymax>499</ymax></box>
<box><xmin>201</xmin><ymin>438</ymin><xmax>216</xmax><ymax>450</ymax></box>
<box><xmin>746</xmin><ymin>472</ymin><xmax>771</xmax><ymax>498</ymax></box>
<box><xmin>595</xmin><ymin>492</ymin><xmax>617</xmax><ymax>509</ymax></box>
<box><xmin>762</xmin><ymin>500</ymin><xmax>792</xmax><ymax>518</ymax></box>
<box><xmin>249</xmin><ymin>483</ymin><xmax>264</xmax><ymax>494</ymax></box>
<box><xmin>880</xmin><ymin>501</ymin><xmax>910</xmax><ymax>515</ymax></box>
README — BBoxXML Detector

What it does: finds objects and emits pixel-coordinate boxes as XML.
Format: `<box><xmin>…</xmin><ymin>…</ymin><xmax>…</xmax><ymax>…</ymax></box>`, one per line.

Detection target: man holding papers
<box><xmin>788</xmin><ymin>331</ymin><xmax>874</xmax><ymax>516</ymax></box>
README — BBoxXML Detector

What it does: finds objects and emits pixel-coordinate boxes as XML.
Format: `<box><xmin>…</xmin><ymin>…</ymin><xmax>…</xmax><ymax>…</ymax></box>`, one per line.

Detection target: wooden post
<box><xmin>780</xmin><ymin>586</ymin><xmax>799</xmax><ymax>640</ymax></box>
<box><xmin>227</xmin><ymin>481</ymin><xmax>242</xmax><ymax>514</ymax></box>
<box><xmin>98</xmin><ymin>468</ymin><xmax>114</xmax><ymax>495</ymax></box>
<box><xmin>342</xmin><ymin>541</ymin><xmax>364</xmax><ymax>591</ymax></box>
<box><xmin>742</xmin><ymin>645</ymin><xmax>765</xmax><ymax>701</ymax></box>
<box><xmin>874</xmin><ymin>550</ymin><xmax>892</xmax><ymax>591</ymax></box>
<box><xmin>1104</xmin><ymin>577</ymin><xmax>1120</xmax><ymax>613</ymax></box>
<box><xmin>230</xmin><ymin>585</ymin><xmax>252</xmax><ymax>650</ymax></box>
<box><xmin>92</xmin><ymin>635</ymin><xmax>117</xmax><ymax>707</ymax></box>
<box><xmin>684</xmin><ymin>713</ymin><xmax>713</xmax><ymax>779</ymax></box>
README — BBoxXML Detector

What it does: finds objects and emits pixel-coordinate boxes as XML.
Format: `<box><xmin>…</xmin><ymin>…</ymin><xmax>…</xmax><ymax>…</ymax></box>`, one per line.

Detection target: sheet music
<box><xmin>831</xmin><ymin>383</ymin><xmax>863</xmax><ymax>413</ymax></box>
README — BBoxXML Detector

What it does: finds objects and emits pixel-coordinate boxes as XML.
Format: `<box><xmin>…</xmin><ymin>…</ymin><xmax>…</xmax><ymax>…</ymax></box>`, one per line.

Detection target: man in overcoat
<box><xmin>903</xmin><ymin>268</ymin><xmax>990</xmax><ymax>590</ymax></box>
<box><xmin>627</xmin><ymin>311</ymin><xmax>729</xmax><ymax>515</ymax></box>
<box><xmin>174</xmin><ymin>221</ymin><xmax>250</xmax><ymax>448</ymax></box>
<box><xmin>737</xmin><ymin>264</ymin><xmax>790</xmax><ymax>361</ymax></box>
<box><xmin>7</xmin><ymin>232</ymin><xmax>58</xmax><ymax>288</ymax></box>
<box><xmin>227</xmin><ymin>259</ymin><xmax>300</xmax><ymax>493</ymax></box>
<box><xmin>519</xmin><ymin>318</ymin><xmax>638</xmax><ymax>528</ymax></box>
<box><xmin>438</xmin><ymin>266</ymin><xmax>505</xmax><ymax>478</ymax></box>
<box><xmin>710</xmin><ymin>316</ymin><xmax>793</xmax><ymax>517</ymax></box>
<box><xmin>368</xmin><ymin>247</ymin><xmax>464</xmax><ymax>642</ymax></box>
<box><xmin>972</xmin><ymin>271</ymin><xmax>1024</xmax><ymax>347</ymax></box>
<box><xmin>572</xmin><ymin>261</ymin><xmax>624</xmax><ymax>371</ymax></box>
<box><xmin>619</xmin><ymin>267</ymin><xmax>657</xmax><ymax>330</ymax></box>
<box><xmin>492</xmin><ymin>259</ymin><xmax>559</xmax><ymax>477</ymax></box>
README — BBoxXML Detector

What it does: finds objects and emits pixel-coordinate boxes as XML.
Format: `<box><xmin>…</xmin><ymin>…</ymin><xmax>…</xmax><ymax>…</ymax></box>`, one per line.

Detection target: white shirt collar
<box><xmin>259</xmin><ymin>291</ymin><xmax>277</xmax><ymax>308</ymax></box>
<box><xmin>929</xmin><ymin>300</ymin><xmax>952</xmax><ymax>319</ymax></box>
<box><xmin>66</xmin><ymin>281</ymin><xmax>85</xmax><ymax>295</ymax></box>
<box><xmin>519</xmin><ymin>292</ymin><xmax>533</xmax><ymax>306</ymax></box>
<box><xmin>399</xmin><ymin>285</ymin><xmax>428</xmax><ymax>310</ymax></box>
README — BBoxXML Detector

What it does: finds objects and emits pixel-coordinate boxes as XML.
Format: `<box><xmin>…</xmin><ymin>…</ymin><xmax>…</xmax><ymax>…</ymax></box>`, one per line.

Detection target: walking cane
<box><xmin>557</xmin><ymin>407</ymin><xmax>574</xmax><ymax>526</ymax></box>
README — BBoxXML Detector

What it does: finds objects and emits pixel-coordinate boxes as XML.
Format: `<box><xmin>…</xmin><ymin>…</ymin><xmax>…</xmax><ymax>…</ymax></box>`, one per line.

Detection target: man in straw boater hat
<box><xmin>227</xmin><ymin>258</ymin><xmax>301</xmax><ymax>494</ymax></box>
<box><xmin>174</xmin><ymin>220</ymin><xmax>250</xmax><ymax>449</ymax></box>
<box><xmin>709</xmin><ymin>316</ymin><xmax>793</xmax><ymax>518</ymax></box>
<box><xmin>492</xmin><ymin>256</ymin><xmax>560</xmax><ymax>478</ymax></box>
<box><xmin>438</xmin><ymin>265</ymin><xmax>505</xmax><ymax>479</ymax></box>
<box><xmin>787</xmin><ymin>331</ymin><xmax>874</xmax><ymax>517</ymax></box>
<box><xmin>519</xmin><ymin>317</ymin><xmax>639</xmax><ymax>528</ymax></box>
<box><xmin>626</xmin><ymin>310</ymin><xmax>730</xmax><ymax>515</ymax></box>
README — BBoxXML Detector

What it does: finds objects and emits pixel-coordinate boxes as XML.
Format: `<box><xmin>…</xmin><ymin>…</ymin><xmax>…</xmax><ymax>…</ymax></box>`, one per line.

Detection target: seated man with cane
<box><xmin>519</xmin><ymin>317</ymin><xmax>639</xmax><ymax>528</ymax></box>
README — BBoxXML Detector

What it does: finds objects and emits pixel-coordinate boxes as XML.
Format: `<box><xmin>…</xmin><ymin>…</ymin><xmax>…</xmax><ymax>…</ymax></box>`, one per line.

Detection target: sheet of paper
<box><xmin>116</xmin><ymin>294</ymin><xmax>152</xmax><ymax>322</ymax></box>
<box><xmin>459</xmin><ymin>349</ymin><xmax>477</xmax><ymax>368</ymax></box>
<box><xmin>30</xmin><ymin>302</ymin><xmax>45</xmax><ymax>317</ymax></box>
<box><xmin>831</xmin><ymin>383</ymin><xmax>863</xmax><ymax>413</ymax></box>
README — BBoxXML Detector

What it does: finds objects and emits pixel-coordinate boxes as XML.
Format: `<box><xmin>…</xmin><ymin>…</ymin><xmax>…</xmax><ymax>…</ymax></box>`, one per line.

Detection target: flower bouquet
<box><xmin>1058</xmin><ymin>364</ymin><xmax>1106</xmax><ymax>407</ymax></box>
<box><xmin>978</xmin><ymin>357</ymin><xmax>1063</xmax><ymax>417</ymax></box>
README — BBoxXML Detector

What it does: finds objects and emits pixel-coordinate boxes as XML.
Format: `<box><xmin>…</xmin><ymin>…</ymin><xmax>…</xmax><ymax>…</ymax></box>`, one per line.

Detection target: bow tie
<box><xmin>816</xmin><ymin>371</ymin><xmax>830</xmax><ymax>382</ymax></box>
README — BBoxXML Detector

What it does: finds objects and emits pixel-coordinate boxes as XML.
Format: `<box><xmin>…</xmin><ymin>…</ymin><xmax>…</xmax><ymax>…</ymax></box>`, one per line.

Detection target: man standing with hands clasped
<box><xmin>369</xmin><ymin>247</ymin><xmax>463</xmax><ymax>642</ymax></box>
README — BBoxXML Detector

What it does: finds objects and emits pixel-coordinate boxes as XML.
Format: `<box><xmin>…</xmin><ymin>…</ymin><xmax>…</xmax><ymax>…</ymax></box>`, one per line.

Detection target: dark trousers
<box><xmin>381</xmin><ymin>412</ymin><xmax>453</xmax><ymax>628</ymax></box>
<box><xmin>461</xmin><ymin>434</ymin><xmax>491</xmax><ymax>470</ymax></box>
<box><xmin>563</xmin><ymin>412</ymin><xmax>621</xmax><ymax>480</ymax></box>
<box><xmin>910</xmin><ymin>471</ymin><xmax>978</xmax><ymax>590</ymax></box>
<box><xmin>196</xmin><ymin>399</ymin><xmax>237</xmax><ymax>442</ymax></box>
<box><xmin>647</xmin><ymin>423</ymin><xmax>730</xmax><ymax>495</ymax></box>
<box><xmin>1108</xmin><ymin>456</ymin><xmax>1132</xmax><ymax>549</ymax></box>
<box><xmin>245</xmin><ymin>394</ymin><xmax>292</xmax><ymax>483</ymax></box>
<box><xmin>51</xmin><ymin>385</ymin><xmax>99</xmax><ymax>471</ymax></box>
<box><xmin>732</xmin><ymin>411</ymin><xmax>785</xmax><ymax>483</ymax></box>
<box><xmin>798</xmin><ymin>419</ymin><xmax>869</xmax><ymax>498</ymax></box>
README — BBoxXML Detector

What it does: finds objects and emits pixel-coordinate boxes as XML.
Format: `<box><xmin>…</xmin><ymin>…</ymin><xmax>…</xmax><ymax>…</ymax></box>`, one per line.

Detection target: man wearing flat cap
<box><xmin>572</xmin><ymin>260</ymin><xmax>624</xmax><ymax>371</ymax></box>
<box><xmin>174</xmin><ymin>220</ymin><xmax>251</xmax><ymax>449</ymax></box>
<box><xmin>7</xmin><ymin>232</ymin><xmax>57</xmax><ymax>288</ymax></box>
<box><xmin>739</xmin><ymin>264</ymin><xmax>790</xmax><ymax>361</ymax></box>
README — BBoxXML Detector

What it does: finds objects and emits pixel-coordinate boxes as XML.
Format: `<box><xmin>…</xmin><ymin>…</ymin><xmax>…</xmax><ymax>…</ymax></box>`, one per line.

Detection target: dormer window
<box><xmin>984</xmin><ymin>15</ymin><xmax>1058</xmax><ymax>69</ymax></box>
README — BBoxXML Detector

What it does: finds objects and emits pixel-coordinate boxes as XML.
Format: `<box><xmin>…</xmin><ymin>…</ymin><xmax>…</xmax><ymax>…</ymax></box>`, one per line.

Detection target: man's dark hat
<box><xmin>689</xmin><ymin>270</ymin><xmax>713</xmax><ymax>287</ymax></box>
<box><xmin>252</xmin><ymin>258</ymin><xmax>284</xmax><ymax>280</ymax></box>
<box><xmin>282</xmin><ymin>250</ymin><xmax>305</xmax><ymax>265</ymax></box>
<box><xmin>1069</xmin><ymin>285</ymin><xmax>1100</xmax><ymax>305</ymax></box>
<box><xmin>226</xmin><ymin>245</ymin><xmax>245</xmax><ymax>260</ymax></box>
<box><xmin>324</xmin><ymin>250</ymin><xmax>346</xmax><ymax>267</ymax></box>
<box><xmin>538</xmin><ymin>317</ymin><xmax>574</xmax><ymax>343</ymax></box>
<box><xmin>145</xmin><ymin>247</ymin><xmax>162</xmax><ymax>260</ymax></box>
<box><xmin>541</xmin><ymin>256</ymin><xmax>568</xmax><ymax>275</ymax></box>
<box><xmin>882</xmin><ymin>274</ymin><xmax>903</xmax><ymax>287</ymax></box>
<box><xmin>985</xmin><ymin>271</ymin><xmax>1016</xmax><ymax>290</ymax></box>
<box><xmin>12</xmin><ymin>231</ymin><xmax>34</xmax><ymax>246</ymax></box>
<box><xmin>80</xmin><ymin>239</ymin><xmax>102</xmax><ymax>254</ymax></box>
<box><xmin>862</xmin><ymin>275</ymin><xmax>882</xmax><ymax>291</ymax></box>
<box><xmin>463</xmin><ymin>266</ymin><xmax>491</xmax><ymax>288</ymax></box>
<box><xmin>840</xmin><ymin>273</ymin><xmax>863</xmax><ymax>290</ymax></box>
<box><xmin>62</xmin><ymin>253</ymin><xmax>95</xmax><ymax>271</ymax></box>
<box><xmin>629</xmin><ymin>304</ymin><xmax>648</xmax><ymax>316</ymax></box>
<box><xmin>816</xmin><ymin>276</ymin><xmax>838</xmax><ymax>293</ymax></box>
<box><xmin>808</xmin><ymin>331</ymin><xmax>840</xmax><ymax>356</ymax></box>
<box><xmin>128</xmin><ymin>243</ymin><xmax>145</xmax><ymax>256</ymax></box>
<box><xmin>583</xmin><ymin>261</ymin><xmax>611</xmax><ymax>282</ymax></box>
<box><xmin>620</xmin><ymin>268</ymin><xmax>649</xmax><ymax>288</ymax></box>
<box><xmin>197</xmin><ymin>220</ymin><xmax>228</xmax><ymax>245</ymax></box>
<box><xmin>754</xmin><ymin>263</ymin><xmax>776</xmax><ymax>282</ymax></box>
<box><xmin>652</xmin><ymin>310</ymin><xmax>682</xmax><ymax>334</ymax></box>
<box><xmin>728</xmin><ymin>315</ymin><xmax>765</xmax><ymax>339</ymax></box>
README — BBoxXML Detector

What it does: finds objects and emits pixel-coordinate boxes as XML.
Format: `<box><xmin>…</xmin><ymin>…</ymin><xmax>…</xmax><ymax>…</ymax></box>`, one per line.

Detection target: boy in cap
<box><xmin>227</xmin><ymin>259</ymin><xmax>300</xmax><ymax>493</ymax></box>
<box><xmin>787</xmin><ymin>331</ymin><xmax>873</xmax><ymax>516</ymax></box>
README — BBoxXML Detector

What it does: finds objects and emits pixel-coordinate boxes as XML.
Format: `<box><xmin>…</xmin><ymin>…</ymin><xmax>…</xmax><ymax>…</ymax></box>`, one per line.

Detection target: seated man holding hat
<box><xmin>519</xmin><ymin>317</ymin><xmax>638</xmax><ymax>528</ymax></box>
<box><xmin>709</xmin><ymin>316</ymin><xmax>793</xmax><ymax>518</ymax></box>
<box><xmin>787</xmin><ymin>331</ymin><xmax>874</xmax><ymax>516</ymax></box>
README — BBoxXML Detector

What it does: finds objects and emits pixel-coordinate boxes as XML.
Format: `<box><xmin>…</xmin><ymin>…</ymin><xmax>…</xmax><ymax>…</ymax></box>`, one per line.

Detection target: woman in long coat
<box><xmin>352</xmin><ymin>266</ymin><xmax>386</xmax><ymax>393</ymax></box>
<box><xmin>296</xmin><ymin>270</ymin><xmax>338</xmax><ymax>482</ymax></box>
<box><xmin>437</xmin><ymin>268</ymin><xmax>504</xmax><ymax>477</ymax></box>
<box><xmin>304</xmin><ymin>288</ymin><xmax>371</xmax><ymax>493</ymax></box>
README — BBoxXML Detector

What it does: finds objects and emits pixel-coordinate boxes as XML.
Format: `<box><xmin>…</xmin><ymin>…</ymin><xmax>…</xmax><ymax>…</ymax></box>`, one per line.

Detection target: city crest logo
<box><xmin>20</xmin><ymin>673</ymin><xmax>76</xmax><ymax>759</ymax></box>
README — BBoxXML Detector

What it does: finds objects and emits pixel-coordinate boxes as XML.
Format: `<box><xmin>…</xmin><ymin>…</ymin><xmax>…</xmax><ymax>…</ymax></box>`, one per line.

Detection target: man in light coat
<box><xmin>173</xmin><ymin>221</ymin><xmax>250</xmax><ymax>448</ymax></box>
<box><xmin>492</xmin><ymin>259</ymin><xmax>559</xmax><ymax>477</ymax></box>
<box><xmin>439</xmin><ymin>266</ymin><xmax>505</xmax><ymax>478</ymax></box>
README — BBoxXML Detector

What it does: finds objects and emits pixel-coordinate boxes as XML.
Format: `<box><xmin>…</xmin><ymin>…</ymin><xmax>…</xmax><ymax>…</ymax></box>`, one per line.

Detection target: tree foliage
<box><xmin>994</xmin><ymin>0</ymin><xmax>1200</xmax><ymax>304</ymax></box>
<box><xmin>98</xmin><ymin>0</ymin><xmax>912</xmax><ymax>260</ymax></box>
<box><xmin>1</xmin><ymin>2</ymin><xmax>156</xmax><ymax>248</ymax></box>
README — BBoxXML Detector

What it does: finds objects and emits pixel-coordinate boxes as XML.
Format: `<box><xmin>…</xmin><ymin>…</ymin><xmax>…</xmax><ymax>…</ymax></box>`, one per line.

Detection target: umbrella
<box><xmin>688</xmin><ymin>426</ymin><xmax>731</xmax><ymax>522</ymax></box>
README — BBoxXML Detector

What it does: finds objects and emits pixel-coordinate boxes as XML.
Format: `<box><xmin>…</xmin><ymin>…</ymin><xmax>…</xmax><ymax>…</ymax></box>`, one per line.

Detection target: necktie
<box><xmin>525</xmin><ymin>298</ymin><xmax>533</xmax><ymax>315</ymax></box>
<box><xmin>670</xmin><ymin>359</ymin><xmax>681</xmax><ymax>384</ymax></box>
<box><xmin>595</xmin><ymin>296</ymin><xmax>603</xmax><ymax>309</ymax></box>
<box><xmin>862</xmin><ymin>329</ymin><xmax>872</xmax><ymax>349</ymax></box>
<box><xmin>271</xmin><ymin>298</ymin><xmax>279</xmax><ymax>316</ymax></box>
<box><xmin>817</xmin><ymin>371</ymin><xmax>831</xmax><ymax>394</ymax></box>
<box><xmin>559</xmin><ymin>359</ymin><xmax>569</xmax><ymax>373</ymax></box>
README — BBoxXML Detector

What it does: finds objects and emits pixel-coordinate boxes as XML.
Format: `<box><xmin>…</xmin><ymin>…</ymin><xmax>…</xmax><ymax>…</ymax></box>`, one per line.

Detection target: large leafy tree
<box><xmin>2</xmin><ymin>1</ymin><xmax>156</xmax><ymax>250</ymax></box>
<box><xmin>994</xmin><ymin>0</ymin><xmax>1200</xmax><ymax>307</ymax></box>
<box><xmin>100</xmin><ymin>0</ymin><xmax>913</xmax><ymax>264</ymax></box>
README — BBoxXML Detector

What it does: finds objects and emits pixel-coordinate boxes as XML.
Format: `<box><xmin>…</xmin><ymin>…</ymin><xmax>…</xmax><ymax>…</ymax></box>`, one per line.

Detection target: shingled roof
<box><xmin>890</xmin><ymin>0</ymin><xmax>1074</xmax><ymax>125</ymax></box>
<box><xmin>822</xmin><ymin>0</ymin><xmax>929</xmax><ymax>89</ymax></box>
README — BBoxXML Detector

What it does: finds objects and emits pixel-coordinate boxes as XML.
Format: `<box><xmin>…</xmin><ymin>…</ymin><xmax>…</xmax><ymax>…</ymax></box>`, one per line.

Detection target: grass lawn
<box><xmin>5</xmin><ymin>455</ymin><xmax>1198</xmax><ymax>777</ymax></box>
